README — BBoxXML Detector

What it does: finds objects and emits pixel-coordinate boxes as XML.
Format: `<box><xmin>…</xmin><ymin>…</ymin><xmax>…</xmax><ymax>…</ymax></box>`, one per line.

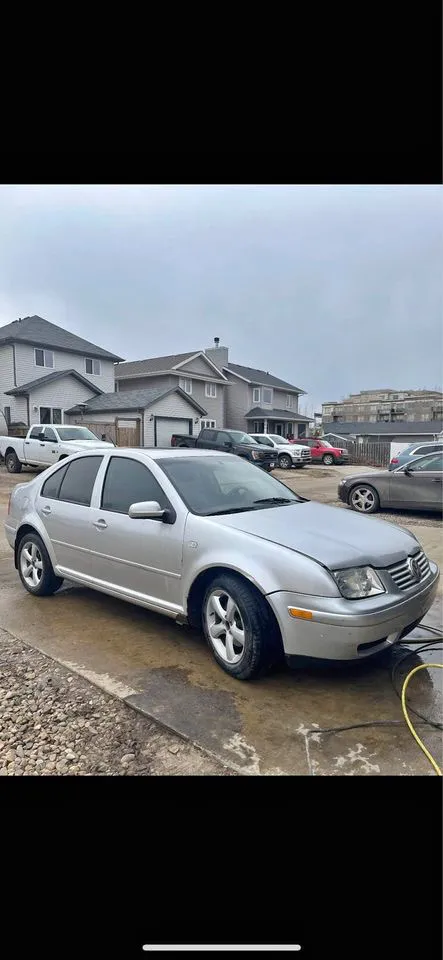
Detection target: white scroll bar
<box><xmin>142</xmin><ymin>947</ymin><xmax>302</xmax><ymax>953</ymax></box>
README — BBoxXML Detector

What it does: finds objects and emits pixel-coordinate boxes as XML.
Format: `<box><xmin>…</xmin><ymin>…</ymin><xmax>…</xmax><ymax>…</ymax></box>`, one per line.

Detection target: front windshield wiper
<box><xmin>253</xmin><ymin>497</ymin><xmax>295</xmax><ymax>505</ymax></box>
<box><xmin>207</xmin><ymin>506</ymin><xmax>257</xmax><ymax>516</ymax></box>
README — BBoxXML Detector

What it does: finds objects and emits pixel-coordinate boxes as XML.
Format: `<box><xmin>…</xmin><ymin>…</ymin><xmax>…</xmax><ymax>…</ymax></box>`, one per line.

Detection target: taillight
<box><xmin>391</xmin><ymin>458</ymin><xmax>399</xmax><ymax>465</ymax></box>
<box><xmin>171</xmin><ymin>436</ymin><xmax>176</xmax><ymax>447</ymax></box>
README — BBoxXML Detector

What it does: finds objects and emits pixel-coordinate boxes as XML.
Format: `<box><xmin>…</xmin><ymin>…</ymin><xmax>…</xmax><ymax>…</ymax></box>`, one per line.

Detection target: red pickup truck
<box><xmin>294</xmin><ymin>438</ymin><xmax>349</xmax><ymax>465</ymax></box>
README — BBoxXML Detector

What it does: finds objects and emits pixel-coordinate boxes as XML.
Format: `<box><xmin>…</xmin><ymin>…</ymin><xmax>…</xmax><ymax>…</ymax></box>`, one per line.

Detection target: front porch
<box><xmin>246</xmin><ymin>410</ymin><xmax>311</xmax><ymax>439</ymax></box>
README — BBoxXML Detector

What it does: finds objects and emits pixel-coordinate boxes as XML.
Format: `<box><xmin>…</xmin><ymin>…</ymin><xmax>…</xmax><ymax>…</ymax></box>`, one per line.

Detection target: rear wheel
<box><xmin>278</xmin><ymin>454</ymin><xmax>292</xmax><ymax>469</ymax></box>
<box><xmin>5</xmin><ymin>451</ymin><xmax>22</xmax><ymax>473</ymax></box>
<box><xmin>202</xmin><ymin>573</ymin><xmax>281</xmax><ymax>680</ymax></box>
<box><xmin>322</xmin><ymin>453</ymin><xmax>335</xmax><ymax>466</ymax></box>
<box><xmin>17</xmin><ymin>533</ymin><xmax>63</xmax><ymax>596</ymax></box>
<box><xmin>348</xmin><ymin>484</ymin><xmax>380</xmax><ymax>514</ymax></box>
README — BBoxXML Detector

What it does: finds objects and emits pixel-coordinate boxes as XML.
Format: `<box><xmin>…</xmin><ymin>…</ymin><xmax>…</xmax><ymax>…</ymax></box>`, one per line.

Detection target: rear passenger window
<box><xmin>58</xmin><ymin>456</ymin><xmax>103</xmax><ymax>506</ymax></box>
<box><xmin>30</xmin><ymin>427</ymin><xmax>43</xmax><ymax>439</ymax></box>
<box><xmin>201</xmin><ymin>430</ymin><xmax>216</xmax><ymax>442</ymax></box>
<box><xmin>41</xmin><ymin>464</ymin><xmax>69</xmax><ymax>500</ymax></box>
<box><xmin>101</xmin><ymin>457</ymin><xmax>169</xmax><ymax>514</ymax></box>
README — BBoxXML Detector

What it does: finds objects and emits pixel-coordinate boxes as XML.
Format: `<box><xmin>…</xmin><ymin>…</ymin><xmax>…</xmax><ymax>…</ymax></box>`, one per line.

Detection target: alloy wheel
<box><xmin>205</xmin><ymin>589</ymin><xmax>245</xmax><ymax>664</ymax></box>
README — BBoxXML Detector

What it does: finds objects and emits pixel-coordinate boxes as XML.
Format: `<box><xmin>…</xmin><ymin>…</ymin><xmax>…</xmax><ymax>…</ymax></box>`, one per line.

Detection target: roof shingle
<box><xmin>65</xmin><ymin>385</ymin><xmax>207</xmax><ymax>416</ymax></box>
<box><xmin>245</xmin><ymin>406</ymin><xmax>311</xmax><ymax>421</ymax></box>
<box><xmin>6</xmin><ymin>369</ymin><xmax>104</xmax><ymax>396</ymax></box>
<box><xmin>226</xmin><ymin>363</ymin><xmax>305</xmax><ymax>393</ymax></box>
<box><xmin>322</xmin><ymin>420</ymin><xmax>443</xmax><ymax>435</ymax></box>
<box><xmin>0</xmin><ymin>316</ymin><xmax>123</xmax><ymax>362</ymax></box>
<box><xmin>114</xmin><ymin>351</ymin><xmax>199</xmax><ymax>378</ymax></box>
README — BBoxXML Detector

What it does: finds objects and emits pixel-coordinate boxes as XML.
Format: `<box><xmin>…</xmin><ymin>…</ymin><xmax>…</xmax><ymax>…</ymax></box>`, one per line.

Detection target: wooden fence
<box><xmin>71</xmin><ymin>419</ymin><xmax>141</xmax><ymax>447</ymax></box>
<box><xmin>345</xmin><ymin>441</ymin><xmax>391</xmax><ymax>467</ymax></box>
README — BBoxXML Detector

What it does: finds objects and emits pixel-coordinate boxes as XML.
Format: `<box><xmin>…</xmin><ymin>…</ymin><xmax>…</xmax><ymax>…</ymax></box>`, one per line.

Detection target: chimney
<box><xmin>205</xmin><ymin>337</ymin><xmax>228</xmax><ymax>372</ymax></box>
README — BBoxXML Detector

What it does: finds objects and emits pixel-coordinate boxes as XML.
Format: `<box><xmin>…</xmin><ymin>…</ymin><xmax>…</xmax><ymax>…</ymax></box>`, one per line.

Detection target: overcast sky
<box><xmin>0</xmin><ymin>185</ymin><xmax>441</xmax><ymax>412</ymax></box>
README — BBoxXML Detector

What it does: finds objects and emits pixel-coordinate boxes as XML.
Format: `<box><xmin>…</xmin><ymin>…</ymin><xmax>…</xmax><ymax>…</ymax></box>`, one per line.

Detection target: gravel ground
<box><xmin>0</xmin><ymin>628</ymin><xmax>231</xmax><ymax>776</ymax></box>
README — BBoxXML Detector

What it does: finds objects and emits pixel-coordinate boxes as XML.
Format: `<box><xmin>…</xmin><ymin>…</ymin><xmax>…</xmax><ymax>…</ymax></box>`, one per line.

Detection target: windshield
<box><xmin>56</xmin><ymin>427</ymin><xmax>101</xmax><ymax>441</ymax></box>
<box><xmin>227</xmin><ymin>431</ymin><xmax>258</xmax><ymax>444</ymax></box>
<box><xmin>158</xmin><ymin>456</ymin><xmax>304</xmax><ymax>516</ymax></box>
<box><xmin>269</xmin><ymin>434</ymin><xmax>289</xmax><ymax>444</ymax></box>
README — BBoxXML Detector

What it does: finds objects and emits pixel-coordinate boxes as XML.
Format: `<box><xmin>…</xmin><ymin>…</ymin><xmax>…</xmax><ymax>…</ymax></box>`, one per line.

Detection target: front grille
<box><xmin>301</xmin><ymin>449</ymin><xmax>310</xmax><ymax>458</ymax></box>
<box><xmin>386</xmin><ymin>550</ymin><xmax>431</xmax><ymax>591</ymax></box>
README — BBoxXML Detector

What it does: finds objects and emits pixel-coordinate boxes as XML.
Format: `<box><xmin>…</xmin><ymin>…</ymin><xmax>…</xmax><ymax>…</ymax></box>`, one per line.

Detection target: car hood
<box><xmin>341</xmin><ymin>469</ymin><xmax>390</xmax><ymax>483</ymax></box>
<box><xmin>61</xmin><ymin>440</ymin><xmax>114</xmax><ymax>449</ymax></box>
<box><xmin>212</xmin><ymin>500</ymin><xmax>418</xmax><ymax>569</ymax></box>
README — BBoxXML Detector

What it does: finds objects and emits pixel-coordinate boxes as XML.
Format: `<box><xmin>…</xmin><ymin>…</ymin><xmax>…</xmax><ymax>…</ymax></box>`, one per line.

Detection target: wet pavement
<box><xmin>0</xmin><ymin>465</ymin><xmax>441</xmax><ymax>775</ymax></box>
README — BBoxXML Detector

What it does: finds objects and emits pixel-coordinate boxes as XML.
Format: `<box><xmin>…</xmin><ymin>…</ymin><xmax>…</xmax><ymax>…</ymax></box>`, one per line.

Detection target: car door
<box><xmin>35</xmin><ymin>426</ymin><xmax>60</xmax><ymax>465</ymax></box>
<box><xmin>24</xmin><ymin>426</ymin><xmax>47</xmax><ymax>464</ymax></box>
<box><xmin>87</xmin><ymin>455</ymin><xmax>186</xmax><ymax>611</ymax></box>
<box><xmin>36</xmin><ymin>455</ymin><xmax>104</xmax><ymax>575</ymax></box>
<box><xmin>389</xmin><ymin>453</ymin><xmax>443</xmax><ymax>509</ymax></box>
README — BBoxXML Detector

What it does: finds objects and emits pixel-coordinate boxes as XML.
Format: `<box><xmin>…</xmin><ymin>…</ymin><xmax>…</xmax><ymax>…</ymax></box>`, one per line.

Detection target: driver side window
<box><xmin>410</xmin><ymin>453</ymin><xmax>443</xmax><ymax>472</ymax></box>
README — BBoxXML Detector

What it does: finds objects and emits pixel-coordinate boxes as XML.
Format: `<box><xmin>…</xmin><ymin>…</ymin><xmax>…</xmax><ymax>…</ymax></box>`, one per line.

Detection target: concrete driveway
<box><xmin>0</xmin><ymin>463</ymin><xmax>441</xmax><ymax>776</ymax></box>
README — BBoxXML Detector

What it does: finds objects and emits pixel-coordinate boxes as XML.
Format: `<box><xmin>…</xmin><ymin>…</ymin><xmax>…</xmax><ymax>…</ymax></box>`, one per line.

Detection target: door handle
<box><xmin>41</xmin><ymin>506</ymin><xmax>51</xmax><ymax>515</ymax></box>
<box><xmin>431</xmin><ymin>478</ymin><xmax>442</xmax><ymax>483</ymax></box>
<box><xmin>40</xmin><ymin>443</ymin><xmax>45</xmax><ymax>447</ymax></box>
<box><xmin>93</xmin><ymin>519</ymin><xmax>108</xmax><ymax>530</ymax></box>
<box><xmin>24</xmin><ymin>441</ymin><xmax>30</xmax><ymax>445</ymax></box>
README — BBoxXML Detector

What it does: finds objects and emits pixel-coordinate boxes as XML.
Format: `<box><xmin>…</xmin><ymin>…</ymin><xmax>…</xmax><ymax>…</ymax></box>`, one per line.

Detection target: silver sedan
<box><xmin>5</xmin><ymin>448</ymin><xmax>439</xmax><ymax>680</ymax></box>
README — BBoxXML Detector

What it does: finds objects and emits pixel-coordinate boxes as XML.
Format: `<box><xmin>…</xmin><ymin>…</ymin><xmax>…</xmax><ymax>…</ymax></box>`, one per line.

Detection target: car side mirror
<box><xmin>38</xmin><ymin>432</ymin><xmax>46</xmax><ymax>441</ymax></box>
<box><xmin>224</xmin><ymin>440</ymin><xmax>233</xmax><ymax>449</ymax></box>
<box><xmin>404</xmin><ymin>466</ymin><xmax>413</xmax><ymax>476</ymax></box>
<box><xmin>128</xmin><ymin>500</ymin><xmax>166</xmax><ymax>520</ymax></box>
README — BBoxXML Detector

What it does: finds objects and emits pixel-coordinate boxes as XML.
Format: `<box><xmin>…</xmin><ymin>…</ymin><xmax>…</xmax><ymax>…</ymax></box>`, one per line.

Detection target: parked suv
<box><xmin>296</xmin><ymin>438</ymin><xmax>349</xmax><ymax>465</ymax></box>
<box><xmin>389</xmin><ymin>440</ymin><xmax>443</xmax><ymax>472</ymax></box>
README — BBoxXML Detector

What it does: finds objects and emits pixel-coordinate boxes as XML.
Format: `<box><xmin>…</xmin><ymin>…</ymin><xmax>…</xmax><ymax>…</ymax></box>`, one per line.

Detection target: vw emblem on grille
<box><xmin>408</xmin><ymin>557</ymin><xmax>421</xmax><ymax>582</ymax></box>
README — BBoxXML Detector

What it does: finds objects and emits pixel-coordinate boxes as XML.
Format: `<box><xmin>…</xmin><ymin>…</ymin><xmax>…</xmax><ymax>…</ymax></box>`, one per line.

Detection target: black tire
<box><xmin>17</xmin><ymin>532</ymin><xmax>63</xmax><ymax>596</ymax></box>
<box><xmin>348</xmin><ymin>484</ymin><xmax>380</xmax><ymax>515</ymax></box>
<box><xmin>322</xmin><ymin>453</ymin><xmax>335</xmax><ymax>466</ymax></box>
<box><xmin>201</xmin><ymin>573</ymin><xmax>281</xmax><ymax>680</ymax></box>
<box><xmin>5</xmin><ymin>451</ymin><xmax>22</xmax><ymax>473</ymax></box>
<box><xmin>178</xmin><ymin>443</ymin><xmax>188</xmax><ymax>448</ymax></box>
<box><xmin>278</xmin><ymin>454</ymin><xmax>292</xmax><ymax>470</ymax></box>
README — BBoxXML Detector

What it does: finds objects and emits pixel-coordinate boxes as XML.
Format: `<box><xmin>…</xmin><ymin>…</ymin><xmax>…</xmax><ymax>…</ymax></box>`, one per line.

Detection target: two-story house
<box><xmin>0</xmin><ymin>315</ymin><xmax>123</xmax><ymax>428</ymax></box>
<box><xmin>110</xmin><ymin>338</ymin><xmax>309</xmax><ymax>441</ymax></box>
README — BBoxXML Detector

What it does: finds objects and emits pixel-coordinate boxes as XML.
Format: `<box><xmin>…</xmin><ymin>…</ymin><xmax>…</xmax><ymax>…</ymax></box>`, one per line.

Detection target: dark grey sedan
<box><xmin>338</xmin><ymin>451</ymin><xmax>443</xmax><ymax>514</ymax></box>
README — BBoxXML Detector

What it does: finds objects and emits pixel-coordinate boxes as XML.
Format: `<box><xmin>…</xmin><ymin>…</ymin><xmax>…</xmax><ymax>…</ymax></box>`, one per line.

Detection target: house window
<box><xmin>35</xmin><ymin>348</ymin><xmax>54</xmax><ymax>368</ymax></box>
<box><xmin>285</xmin><ymin>394</ymin><xmax>295</xmax><ymax>409</ymax></box>
<box><xmin>205</xmin><ymin>382</ymin><xmax>217</xmax><ymax>398</ymax></box>
<box><xmin>4</xmin><ymin>406</ymin><xmax>10</xmax><ymax>425</ymax></box>
<box><xmin>253</xmin><ymin>421</ymin><xmax>265</xmax><ymax>433</ymax></box>
<box><xmin>85</xmin><ymin>358</ymin><xmax>101</xmax><ymax>376</ymax></box>
<box><xmin>179</xmin><ymin>377</ymin><xmax>192</xmax><ymax>394</ymax></box>
<box><xmin>252</xmin><ymin>387</ymin><xmax>260</xmax><ymax>404</ymax></box>
<box><xmin>40</xmin><ymin>407</ymin><xmax>63</xmax><ymax>425</ymax></box>
<box><xmin>201</xmin><ymin>419</ymin><xmax>216</xmax><ymax>430</ymax></box>
<box><xmin>263</xmin><ymin>388</ymin><xmax>273</xmax><ymax>405</ymax></box>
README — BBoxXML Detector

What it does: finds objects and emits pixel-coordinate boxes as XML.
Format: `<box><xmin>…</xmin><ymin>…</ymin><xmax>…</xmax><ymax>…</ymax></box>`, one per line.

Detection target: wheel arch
<box><xmin>14</xmin><ymin>521</ymin><xmax>57</xmax><ymax>570</ymax></box>
<box><xmin>186</xmin><ymin>564</ymin><xmax>281</xmax><ymax>646</ymax></box>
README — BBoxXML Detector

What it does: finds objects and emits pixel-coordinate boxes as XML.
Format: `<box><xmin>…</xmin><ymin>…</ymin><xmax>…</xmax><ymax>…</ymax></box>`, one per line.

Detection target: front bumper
<box><xmin>266</xmin><ymin>563</ymin><xmax>440</xmax><ymax>661</ymax></box>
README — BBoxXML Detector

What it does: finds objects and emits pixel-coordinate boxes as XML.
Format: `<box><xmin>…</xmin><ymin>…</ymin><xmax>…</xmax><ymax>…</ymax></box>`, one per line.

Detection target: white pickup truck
<box><xmin>250</xmin><ymin>433</ymin><xmax>312</xmax><ymax>469</ymax></box>
<box><xmin>0</xmin><ymin>425</ymin><xmax>114</xmax><ymax>473</ymax></box>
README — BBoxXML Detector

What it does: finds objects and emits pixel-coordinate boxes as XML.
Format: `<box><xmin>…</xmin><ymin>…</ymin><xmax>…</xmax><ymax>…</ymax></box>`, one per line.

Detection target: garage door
<box><xmin>155</xmin><ymin>417</ymin><xmax>192</xmax><ymax>447</ymax></box>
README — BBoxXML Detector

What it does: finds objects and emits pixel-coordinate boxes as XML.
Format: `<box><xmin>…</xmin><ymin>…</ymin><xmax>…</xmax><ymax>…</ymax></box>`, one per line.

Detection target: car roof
<box><xmin>65</xmin><ymin>447</ymin><xmax>233</xmax><ymax>460</ymax></box>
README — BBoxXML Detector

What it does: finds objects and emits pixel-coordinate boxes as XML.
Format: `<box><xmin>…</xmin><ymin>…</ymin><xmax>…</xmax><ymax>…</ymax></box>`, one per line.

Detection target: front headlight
<box><xmin>332</xmin><ymin>566</ymin><xmax>385</xmax><ymax>599</ymax></box>
<box><xmin>251</xmin><ymin>449</ymin><xmax>261</xmax><ymax>460</ymax></box>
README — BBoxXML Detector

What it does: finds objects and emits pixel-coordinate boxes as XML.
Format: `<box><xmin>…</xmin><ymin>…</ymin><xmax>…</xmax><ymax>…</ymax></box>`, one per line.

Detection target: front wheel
<box><xmin>202</xmin><ymin>574</ymin><xmax>281</xmax><ymax>680</ymax></box>
<box><xmin>18</xmin><ymin>533</ymin><xmax>63</xmax><ymax>596</ymax></box>
<box><xmin>348</xmin><ymin>484</ymin><xmax>380</xmax><ymax>514</ymax></box>
<box><xmin>278</xmin><ymin>454</ymin><xmax>292</xmax><ymax>469</ymax></box>
<box><xmin>322</xmin><ymin>453</ymin><xmax>335</xmax><ymax>466</ymax></box>
<box><xmin>5</xmin><ymin>451</ymin><xmax>22</xmax><ymax>473</ymax></box>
